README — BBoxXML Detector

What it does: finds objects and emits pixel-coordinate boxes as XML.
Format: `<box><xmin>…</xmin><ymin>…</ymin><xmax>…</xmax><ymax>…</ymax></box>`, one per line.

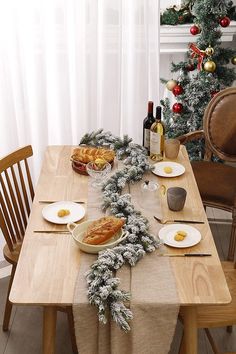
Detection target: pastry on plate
<box><xmin>174</xmin><ymin>230</ymin><xmax>188</xmax><ymax>242</ymax></box>
<box><xmin>83</xmin><ymin>216</ymin><xmax>125</xmax><ymax>245</ymax></box>
<box><xmin>163</xmin><ymin>166</ymin><xmax>173</xmax><ymax>174</ymax></box>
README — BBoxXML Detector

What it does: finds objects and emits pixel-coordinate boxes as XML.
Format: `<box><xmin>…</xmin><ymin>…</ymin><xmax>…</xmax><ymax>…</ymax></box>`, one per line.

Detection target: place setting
<box><xmin>152</xmin><ymin>138</ymin><xmax>186</xmax><ymax>178</ymax></box>
<box><xmin>34</xmin><ymin>200</ymin><xmax>86</xmax><ymax>234</ymax></box>
<box><xmin>153</xmin><ymin>180</ymin><xmax>208</xmax><ymax>256</ymax></box>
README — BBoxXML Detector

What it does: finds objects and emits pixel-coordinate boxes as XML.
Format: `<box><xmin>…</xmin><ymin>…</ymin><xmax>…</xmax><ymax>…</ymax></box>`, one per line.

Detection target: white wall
<box><xmin>161</xmin><ymin>0</ymin><xmax>236</xmax><ymax>8</ymax></box>
<box><xmin>160</xmin><ymin>0</ymin><xmax>182</xmax><ymax>10</ymax></box>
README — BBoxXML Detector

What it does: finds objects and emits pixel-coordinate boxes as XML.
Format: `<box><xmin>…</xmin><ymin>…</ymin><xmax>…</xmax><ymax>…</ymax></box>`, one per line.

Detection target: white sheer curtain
<box><xmin>0</xmin><ymin>0</ymin><xmax>160</xmax><ymax>180</ymax></box>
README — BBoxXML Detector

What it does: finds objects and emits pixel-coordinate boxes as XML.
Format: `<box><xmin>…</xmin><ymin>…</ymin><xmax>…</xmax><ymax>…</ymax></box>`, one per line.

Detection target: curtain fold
<box><xmin>0</xmin><ymin>0</ymin><xmax>160</xmax><ymax>180</ymax></box>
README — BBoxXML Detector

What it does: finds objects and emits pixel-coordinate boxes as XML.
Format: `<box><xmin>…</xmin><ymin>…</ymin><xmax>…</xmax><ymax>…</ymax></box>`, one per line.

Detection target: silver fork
<box><xmin>153</xmin><ymin>216</ymin><xmax>204</xmax><ymax>224</ymax></box>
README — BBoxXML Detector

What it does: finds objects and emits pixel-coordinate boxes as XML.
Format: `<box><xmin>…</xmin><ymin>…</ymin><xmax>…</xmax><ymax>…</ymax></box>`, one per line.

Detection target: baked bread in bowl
<box><xmin>67</xmin><ymin>217</ymin><xmax>127</xmax><ymax>254</ymax></box>
<box><xmin>83</xmin><ymin>216</ymin><xmax>125</xmax><ymax>245</ymax></box>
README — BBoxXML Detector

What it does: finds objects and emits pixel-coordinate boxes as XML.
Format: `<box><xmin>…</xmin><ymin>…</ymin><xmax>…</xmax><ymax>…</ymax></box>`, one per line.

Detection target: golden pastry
<box><xmin>94</xmin><ymin>158</ymin><xmax>107</xmax><ymax>170</ymax></box>
<box><xmin>57</xmin><ymin>209</ymin><xmax>70</xmax><ymax>217</ymax></box>
<box><xmin>176</xmin><ymin>230</ymin><xmax>187</xmax><ymax>237</ymax></box>
<box><xmin>163</xmin><ymin>166</ymin><xmax>173</xmax><ymax>174</ymax></box>
<box><xmin>174</xmin><ymin>230</ymin><xmax>188</xmax><ymax>241</ymax></box>
<box><xmin>174</xmin><ymin>234</ymin><xmax>185</xmax><ymax>241</ymax></box>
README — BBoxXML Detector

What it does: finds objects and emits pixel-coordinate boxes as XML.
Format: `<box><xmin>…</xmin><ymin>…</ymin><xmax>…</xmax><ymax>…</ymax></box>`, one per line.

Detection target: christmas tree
<box><xmin>161</xmin><ymin>0</ymin><xmax>236</xmax><ymax>160</ymax></box>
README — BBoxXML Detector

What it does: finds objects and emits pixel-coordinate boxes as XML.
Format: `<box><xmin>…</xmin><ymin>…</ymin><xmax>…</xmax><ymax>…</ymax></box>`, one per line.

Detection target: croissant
<box><xmin>71</xmin><ymin>147</ymin><xmax>115</xmax><ymax>164</ymax></box>
<box><xmin>83</xmin><ymin>216</ymin><xmax>125</xmax><ymax>245</ymax></box>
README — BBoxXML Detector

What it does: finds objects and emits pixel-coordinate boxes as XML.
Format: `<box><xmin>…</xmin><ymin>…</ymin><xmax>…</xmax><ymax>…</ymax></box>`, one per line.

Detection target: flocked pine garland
<box><xmin>79</xmin><ymin>129</ymin><xmax>161</xmax><ymax>331</ymax></box>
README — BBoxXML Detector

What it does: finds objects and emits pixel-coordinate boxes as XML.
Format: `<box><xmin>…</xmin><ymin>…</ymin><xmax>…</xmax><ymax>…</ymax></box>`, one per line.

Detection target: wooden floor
<box><xmin>0</xmin><ymin>208</ymin><xmax>235</xmax><ymax>354</ymax></box>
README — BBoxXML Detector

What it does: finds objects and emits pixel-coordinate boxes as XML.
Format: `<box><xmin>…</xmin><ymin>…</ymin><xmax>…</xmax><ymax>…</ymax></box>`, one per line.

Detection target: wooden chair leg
<box><xmin>178</xmin><ymin>332</ymin><xmax>185</xmax><ymax>354</ymax></box>
<box><xmin>204</xmin><ymin>328</ymin><xmax>221</xmax><ymax>354</ymax></box>
<box><xmin>226</xmin><ymin>325</ymin><xmax>233</xmax><ymax>333</ymax></box>
<box><xmin>227</xmin><ymin>207</ymin><xmax>236</xmax><ymax>261</ymax></box>
<box><xmin>66</xmin><ymin>307</ymin><xmax>78</xmax><ymax>354</ymax></box>
<box><xmin>3</xmin><ymin>264</ymin><xmax>16</xmax><ymax>331</ymax></box>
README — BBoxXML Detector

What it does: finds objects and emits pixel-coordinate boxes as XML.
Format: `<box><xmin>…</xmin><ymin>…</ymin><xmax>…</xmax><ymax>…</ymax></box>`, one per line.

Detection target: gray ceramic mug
<box><xmin>167</xmin><ymin>187</ymin><xmax>187</xmax><ymax>211</ymax></box>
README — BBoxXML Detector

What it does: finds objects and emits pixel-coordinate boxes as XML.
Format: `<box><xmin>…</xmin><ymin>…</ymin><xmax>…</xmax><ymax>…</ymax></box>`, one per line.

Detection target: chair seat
<box><xmin>191</xmin><ymin>161</ymin><xmax>236</xmax><ymax>210</ymax></box>
<box><xmin>195</xmin><ymin>262</ymin><xmax>236</xmax><ymax>328</ymax></box>
<box><xmin>3</xmin><ymin>242</ymin><xmax>22</xmax><ymax>265</ymax></box>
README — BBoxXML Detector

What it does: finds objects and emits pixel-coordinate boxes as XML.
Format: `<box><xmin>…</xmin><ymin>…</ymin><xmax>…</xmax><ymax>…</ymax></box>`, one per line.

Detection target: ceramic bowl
<box><xmin>67</xmin><ymin>220</ymin><xmax>127</xmax><ymax>254</ymax></box>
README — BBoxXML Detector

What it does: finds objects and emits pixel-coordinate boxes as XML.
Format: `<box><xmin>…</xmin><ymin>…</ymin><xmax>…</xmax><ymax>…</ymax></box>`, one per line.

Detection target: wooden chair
<box><xmin>177</xmin><ymin>87</ymin><xmax>236</xmax><ymax>353</ymax></box>
<box><xmin>177</xmin><ymin>87</ymin><xmax>236</xmax><ymax>261</ymax></box>
<box><xmin>179</xmin><ymin>261</ymin><xmax>236</xmax><ymax>354</ymax></box>
<box><xmin>0</xmin><ymin>146</ymin><xmax>78</xmax><ymax>353</ymax></box>
<box><xmin>0</xmin><ymin>146</ymin><xmax>34</xmax><ymax>331</ymax></box>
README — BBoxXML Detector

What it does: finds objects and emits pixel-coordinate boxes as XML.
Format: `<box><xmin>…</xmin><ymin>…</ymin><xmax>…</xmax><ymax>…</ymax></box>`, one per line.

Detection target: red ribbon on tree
<box><xmin>189</xmin><ymin>43</ymin><xmax>206</xmax><ymax>71</ymax></box>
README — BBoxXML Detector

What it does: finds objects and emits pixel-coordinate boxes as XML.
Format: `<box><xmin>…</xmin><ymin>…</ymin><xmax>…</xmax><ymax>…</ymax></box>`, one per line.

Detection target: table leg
<box><xmin>43</xmin><ymin>306</ymin><xmax>57</xmax><ymax>354</ymax></box>
<box><xmin>182</xmin><ymin>306</ymin><xmax>197</xmax><ymax>354</ymax></box>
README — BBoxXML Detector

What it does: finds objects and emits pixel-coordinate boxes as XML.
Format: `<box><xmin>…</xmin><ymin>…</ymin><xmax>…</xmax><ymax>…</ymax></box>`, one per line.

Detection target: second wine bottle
<box><xmin>150</xmin><ymin>106</ymin><xmax>165</xmax><ymax>161</ymax></box>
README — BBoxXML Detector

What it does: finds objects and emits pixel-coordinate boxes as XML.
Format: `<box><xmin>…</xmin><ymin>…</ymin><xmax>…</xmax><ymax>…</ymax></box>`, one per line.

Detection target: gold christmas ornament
<box><xmin>205</xmin><ymin>46</ymin><xmax>214</xmax><ymax>57</ymax></box>
<box><xmin>166</xmin><ymin>80</ymin><xmax>178</xmax><ymax>91</ymax></box>
<box><xmin>231</xmin><ymin>56</ymin><xmax>236</xmax><ymax>65</ymax></box>
<box><xmin>204</xmin><ymin>60</ymin><xmax>216</xmax><ymax>73</ymax></box>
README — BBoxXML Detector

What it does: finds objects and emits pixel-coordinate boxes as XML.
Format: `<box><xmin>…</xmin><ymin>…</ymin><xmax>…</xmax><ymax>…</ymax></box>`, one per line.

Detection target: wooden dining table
<box><xmin>9</xmin><ymin>145</ymin><xmax>231</xmax><ymax>354</ymax></box>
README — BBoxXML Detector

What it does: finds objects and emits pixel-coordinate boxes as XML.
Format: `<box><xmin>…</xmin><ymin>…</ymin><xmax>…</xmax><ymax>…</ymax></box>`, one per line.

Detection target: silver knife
<box><xmin>34</xmin><ymin>230</ymin><xmax>70</xmax><ymax>234</ymax></box>
<box><xmin>38</xmin><ymin>200</ymin><xmax>85</xmax><ymax>204</ymax></box>
<box><xmin>160</xmin><ymin>253</ymin><xmax>211</xmax><ymax>257</ymax></box>
<box><xmin>172</xmin><ymin>219</ymin><xmax>204</xmax><ymax>224</ymax></box>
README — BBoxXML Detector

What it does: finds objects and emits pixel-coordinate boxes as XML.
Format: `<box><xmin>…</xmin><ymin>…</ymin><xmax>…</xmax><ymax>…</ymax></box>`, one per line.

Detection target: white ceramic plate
<box><xmin>67</xmin><ymin>220</ymin><xmax>128</xmax><ymax>254</ymax></box>
<box><xmin>42</xmin><ymin>201</ymin><xmax>86</xmax><ymax>224</ymax></box>
<box><xmin>152</xmin><ymin>161</ymin><xmax>185</xmax><ymax>178</ymax></box>
<box><xmin>158</xmin><ymin>224</ymin><xmax>202</xmax><ymax>248</ymax></box>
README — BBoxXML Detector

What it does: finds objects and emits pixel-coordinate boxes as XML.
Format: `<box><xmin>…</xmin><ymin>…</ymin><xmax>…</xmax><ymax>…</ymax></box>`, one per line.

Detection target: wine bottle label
<box><xmin>150</xmin><ymin>131</ymin><xmax>161</xmax><ymax>154</ymax></box>
<box><xmin>144</xmin><ymin>128</ymin><xmax>150</xmax><ymax>148</ymax></box>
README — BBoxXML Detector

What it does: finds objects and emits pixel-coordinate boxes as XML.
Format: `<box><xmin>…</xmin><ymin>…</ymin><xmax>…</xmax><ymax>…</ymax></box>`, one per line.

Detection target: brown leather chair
<box><xmin>0</xmin><ymin>146</ymin><xmax>77</xmax><ymax>353</ymax></box>
<box><xmin>178</xmin><ymin>87</ymin><xmax>236</xmax><ymax>261</ymax></box>
<box><xmin>178</xmin><ymin>87</ymin><xmax>236</xmax><ymax>353</ymax></box>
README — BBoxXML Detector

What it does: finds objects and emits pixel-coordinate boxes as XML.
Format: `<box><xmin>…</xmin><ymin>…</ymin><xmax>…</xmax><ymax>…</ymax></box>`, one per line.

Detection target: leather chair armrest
<box><xmin>176</xmin><ymin>130</ymin><xmax>204</xmax><ymax>144</ymax></box>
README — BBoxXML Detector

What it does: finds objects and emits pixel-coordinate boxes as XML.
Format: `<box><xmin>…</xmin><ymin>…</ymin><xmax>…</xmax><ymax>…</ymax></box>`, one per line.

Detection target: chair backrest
<box><xmin>203</xmin><ymin>87</ymin><xmax>236</xmax><ymax>162</ymax></box>
<box><xmin>0</xmin><ymin>145</ymin><xmax>34</xmax><ymax>252</ymax></box>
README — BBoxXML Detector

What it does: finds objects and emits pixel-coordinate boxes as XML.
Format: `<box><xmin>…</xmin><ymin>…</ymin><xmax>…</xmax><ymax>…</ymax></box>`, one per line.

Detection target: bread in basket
<box><xmin>71</xmin><ymin>146</ymin><xmax>115</xmax><ymax>175</ymax></box>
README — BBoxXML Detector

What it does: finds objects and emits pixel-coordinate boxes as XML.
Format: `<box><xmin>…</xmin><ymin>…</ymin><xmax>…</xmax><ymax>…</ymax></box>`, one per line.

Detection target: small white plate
<box><xmin>152</xmin><ymin>161</ymin><xmax>185</xmax><ymax>178</ymax></box>
<box><xmin>158</xmin><ymin>224</ymin><xmax>202</xmax><ymax>248</ymax></box>
<box><xmin>42</xmin><ymin>201</ymin><xmax>86</xmax><ymax>224</ymax></box>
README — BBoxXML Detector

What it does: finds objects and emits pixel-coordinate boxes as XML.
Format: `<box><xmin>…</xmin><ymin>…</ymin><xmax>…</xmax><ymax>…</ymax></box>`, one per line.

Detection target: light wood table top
<box><xmin>10</xmin><ymin>145</ymin><xmax>231</xmax><ymax>306</ymax></box>
<box><xmin>9</xmin><ymin>145</ymin><xmax>232</xmax><ymax>354</ymax></box>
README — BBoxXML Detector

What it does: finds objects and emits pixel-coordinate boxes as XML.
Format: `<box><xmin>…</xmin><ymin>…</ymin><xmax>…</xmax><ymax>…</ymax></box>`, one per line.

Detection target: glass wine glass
<box><xmin>86</xmin><ymin>161</ymin><xmax>111</xmax><ymax>188</ymax></box>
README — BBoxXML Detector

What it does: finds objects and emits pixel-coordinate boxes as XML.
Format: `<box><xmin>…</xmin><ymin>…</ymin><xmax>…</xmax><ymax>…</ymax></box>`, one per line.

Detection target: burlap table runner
<box><xmin>73</xmin><ymin>168</ymin><xmax>180</xmax><ymax>354</ymax></box>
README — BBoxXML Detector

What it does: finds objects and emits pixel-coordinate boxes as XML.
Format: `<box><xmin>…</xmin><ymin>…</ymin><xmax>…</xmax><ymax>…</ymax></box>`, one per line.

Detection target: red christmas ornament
<box><xmin>172</xmin><ymin>103</ymin><xmax>183</xmax><ymax>114</ymax></box>
<box><xmin>172</xmin><ymin>85</ymin><xmax>183</xmax><ymax>96</ymax></box>
<box><xmin>190</xmin><ymin>25</ymin><xmax>200</xmax><ymax>35</ymax></box>
<box><xmin>186</xmin><ymin>63</ymin><xmax>195</xmax><ymax>71</ymax></box>
<box><xmin>219</xmin><ymin>16</ymin><xmax>230</xmax><ymax>27</ymax></box>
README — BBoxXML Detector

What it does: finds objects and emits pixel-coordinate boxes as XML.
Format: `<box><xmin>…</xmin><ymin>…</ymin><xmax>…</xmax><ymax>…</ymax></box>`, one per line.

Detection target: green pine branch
<box><xmin>161</xmin><ymin>0</ymin><xmax>236</xmax><ymax>160</ymax></box>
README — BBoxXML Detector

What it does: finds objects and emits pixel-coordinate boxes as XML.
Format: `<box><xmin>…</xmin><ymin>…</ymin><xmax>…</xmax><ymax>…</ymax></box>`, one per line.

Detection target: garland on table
<box><xmin>79</xmin><ymin>129</ymin><xmax>161</xmax><ymax>331</ymax></box>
